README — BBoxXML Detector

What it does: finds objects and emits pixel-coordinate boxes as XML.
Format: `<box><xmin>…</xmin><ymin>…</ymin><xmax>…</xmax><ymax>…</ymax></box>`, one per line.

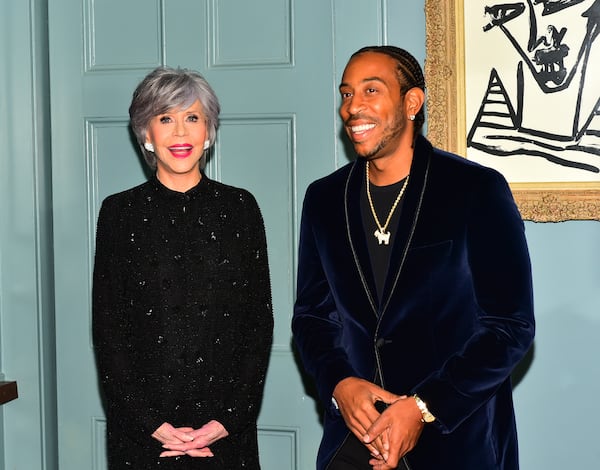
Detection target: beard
<box><xmin>350</xmin><ymin>112</ymin><xmax>406</xmax><ymax>160</ymax></box>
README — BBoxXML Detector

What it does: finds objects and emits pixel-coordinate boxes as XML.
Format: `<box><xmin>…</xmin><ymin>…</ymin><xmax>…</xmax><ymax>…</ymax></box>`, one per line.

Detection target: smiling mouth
<box><xmin>168</xmin><ymin>144</ymin><xmax>193</xmax><ymax>157</ymax></box>
<box><xmin>348</xmin><ymin>123</ymin><xmax>376</xmax><ymax>142</ymax></box>
<box><xmin>350</xmin><ymin>123</ymin><xmax>375</xmax><ymax>133</ymax></box>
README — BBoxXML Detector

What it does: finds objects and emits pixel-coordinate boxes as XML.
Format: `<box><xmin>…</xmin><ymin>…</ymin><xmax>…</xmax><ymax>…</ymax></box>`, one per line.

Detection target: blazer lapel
<box><xmin>380</xmin><ymin>136</ymin><xmax>433</xmax><ymax>315</ymax></box>
<box><xmin>344</xmin><ymin>159</ymin><xmax>379</xmax><ymax>316</ymax></box>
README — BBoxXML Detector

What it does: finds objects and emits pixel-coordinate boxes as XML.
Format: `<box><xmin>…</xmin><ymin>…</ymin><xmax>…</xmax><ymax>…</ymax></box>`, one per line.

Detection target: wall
<box><xmin>516</xmin><ymin>220</ymin><xmax>600</xmax><ymax>468</ymax></box>
<box><xmin>0</xmin><ymin>0</ymin><xmax>58</xmax><ymax>469</ymax></box>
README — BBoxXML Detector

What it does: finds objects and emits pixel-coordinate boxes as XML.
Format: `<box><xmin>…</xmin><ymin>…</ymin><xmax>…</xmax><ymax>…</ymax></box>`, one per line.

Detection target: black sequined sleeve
<box><xmin>212</xmin><ymin>191</ymin><xmax>274</xmax><ymax>435</ymax></box>
<box><xmin>92</xmin><ymin>196</ymin><xmax>164</xmax><ymax>443</ymax></box>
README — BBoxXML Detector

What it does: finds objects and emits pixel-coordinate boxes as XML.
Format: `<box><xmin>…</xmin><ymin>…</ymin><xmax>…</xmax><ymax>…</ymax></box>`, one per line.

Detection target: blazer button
<box><xmin>375</xmin><ymin>338</ymin><xmax>392</xmax><ymax>348</ymax></box>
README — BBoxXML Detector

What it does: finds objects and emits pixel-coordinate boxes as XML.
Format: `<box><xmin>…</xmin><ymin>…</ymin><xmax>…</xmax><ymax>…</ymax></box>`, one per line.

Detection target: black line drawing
<box><xmin>467</xmin><ymin>0</ymin><xmax>600</xmax><ymax>174</ymax></box>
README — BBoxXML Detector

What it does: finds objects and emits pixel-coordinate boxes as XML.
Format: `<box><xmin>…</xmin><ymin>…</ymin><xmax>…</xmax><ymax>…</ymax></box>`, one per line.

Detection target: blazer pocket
<box><xmin>408</xmin><ymin>239</ymin><xmax>453</xmax><ymax>262</ymax></box>
<box><xmin>403</xmin><ymin>239</ymin><xmax>454</xmax><ymax>285</ymax></box>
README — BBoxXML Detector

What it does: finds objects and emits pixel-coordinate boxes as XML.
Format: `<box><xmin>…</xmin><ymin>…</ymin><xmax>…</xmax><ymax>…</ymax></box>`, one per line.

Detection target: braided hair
<box><xmin>351</xmin><ymin>46</ymin><xmax>426</xmax><ymax>140</ymax></box>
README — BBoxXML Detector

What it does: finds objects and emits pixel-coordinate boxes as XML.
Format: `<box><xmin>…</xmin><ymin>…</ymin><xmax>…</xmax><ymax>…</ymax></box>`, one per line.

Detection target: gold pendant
<box><xmin>374</xmin><ymin>228</ymin><xmax>391</xmax><ymax>245</ymax></box>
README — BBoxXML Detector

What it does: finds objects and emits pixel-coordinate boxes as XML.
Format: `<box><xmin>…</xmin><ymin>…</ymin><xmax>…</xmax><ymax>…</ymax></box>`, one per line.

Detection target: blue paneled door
<box><xmin>49</xmin><ymin>1</ymin><xmax>338</xmax><ymax>468</ymax></box>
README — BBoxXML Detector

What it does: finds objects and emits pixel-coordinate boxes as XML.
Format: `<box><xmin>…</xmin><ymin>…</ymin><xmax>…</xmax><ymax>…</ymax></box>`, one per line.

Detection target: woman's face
<box><xmin>145</xmin><ymin>99</ymin><xmax>208</xmax><ymax>191</ymax></box>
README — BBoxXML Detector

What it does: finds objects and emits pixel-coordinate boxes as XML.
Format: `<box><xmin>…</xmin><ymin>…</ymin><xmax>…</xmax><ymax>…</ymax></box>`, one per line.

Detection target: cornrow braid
<box><xmin>351</xmin><ymin>45</ymin><xmax>426</xmax><ymax>141</ymax></box>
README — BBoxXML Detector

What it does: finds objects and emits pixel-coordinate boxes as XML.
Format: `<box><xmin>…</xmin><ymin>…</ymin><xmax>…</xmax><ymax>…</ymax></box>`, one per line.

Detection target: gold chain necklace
<box><xmin>366</xmin><ymin>161</ymin><xmax>409</xmax><ymax>245</ymax></box>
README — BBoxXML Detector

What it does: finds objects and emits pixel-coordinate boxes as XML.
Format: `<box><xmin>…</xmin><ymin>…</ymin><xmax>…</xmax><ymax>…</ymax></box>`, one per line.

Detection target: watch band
<box><xmin>413</xmin><ymin>394</ymin><xmax>436</xmax><ymax>423</ymax></box>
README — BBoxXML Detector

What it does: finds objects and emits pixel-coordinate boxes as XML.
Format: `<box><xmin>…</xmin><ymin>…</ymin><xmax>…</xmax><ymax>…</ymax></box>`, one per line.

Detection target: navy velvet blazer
<box><xmin>292</xmin><ymin>135</ymin><xmax>535</xmax><ymax>469</ymax></box>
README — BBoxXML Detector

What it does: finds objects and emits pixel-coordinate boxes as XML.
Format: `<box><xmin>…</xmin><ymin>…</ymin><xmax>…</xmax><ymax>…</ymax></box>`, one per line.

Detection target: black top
<box><xmin>92</xmin><ymin>174</ymin><xmax>273</xmax><ymax>469</ymax></box>
<box><xmin>360</xmin><ymin>176</ymin><xmax>406</xmax><ymax>303</ymax></box>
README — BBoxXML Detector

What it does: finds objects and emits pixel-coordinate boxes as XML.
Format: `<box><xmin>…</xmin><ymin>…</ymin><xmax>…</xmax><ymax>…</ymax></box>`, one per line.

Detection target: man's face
<box><xmin>339</xmin><ymin>52</ymin><xmax>408</xmax><ymax>160</ymax></box>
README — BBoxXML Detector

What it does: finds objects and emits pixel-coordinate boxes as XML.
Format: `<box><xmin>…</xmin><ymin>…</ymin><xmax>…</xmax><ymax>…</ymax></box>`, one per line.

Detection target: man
<box><xmin>292</xmin><ymin>46</ymin><xmax>535</xmax><ymax>469</ymax></box>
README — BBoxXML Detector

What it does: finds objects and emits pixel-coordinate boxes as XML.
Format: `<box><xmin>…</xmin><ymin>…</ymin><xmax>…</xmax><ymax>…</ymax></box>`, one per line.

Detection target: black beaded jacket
<box><xmin>92</xmin><ymin>174</ymin><xmax>273</xmax><ymax>469</ymax></box>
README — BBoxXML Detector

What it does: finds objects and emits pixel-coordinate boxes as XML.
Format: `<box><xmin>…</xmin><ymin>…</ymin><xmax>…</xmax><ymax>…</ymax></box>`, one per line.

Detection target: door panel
<box><xmin>50</xmin><ymin>1</ymin><xmax>336</xmax><ymax>468</ymax></box>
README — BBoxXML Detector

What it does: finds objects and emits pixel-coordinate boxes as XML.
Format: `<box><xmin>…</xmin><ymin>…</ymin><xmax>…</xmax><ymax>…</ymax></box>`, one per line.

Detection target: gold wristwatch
<box><xmin>413</xmin><ymin>394</ymin><xmax>436</xmax><ymax>423</ymax></box>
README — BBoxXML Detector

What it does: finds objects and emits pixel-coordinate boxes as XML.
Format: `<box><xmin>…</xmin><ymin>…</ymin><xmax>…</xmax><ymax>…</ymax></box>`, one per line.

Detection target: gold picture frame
<box><xmin>424</xmin><ymin>0</ymin><xmax>600</xmax><ymax>221</ymax></box>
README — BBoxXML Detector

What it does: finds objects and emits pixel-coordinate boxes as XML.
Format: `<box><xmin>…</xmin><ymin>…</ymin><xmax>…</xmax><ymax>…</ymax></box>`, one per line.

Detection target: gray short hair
<box><xmin>129</xmin><ymin>66</ymin><xmax>221</xmax><ymax>169</ymax></box>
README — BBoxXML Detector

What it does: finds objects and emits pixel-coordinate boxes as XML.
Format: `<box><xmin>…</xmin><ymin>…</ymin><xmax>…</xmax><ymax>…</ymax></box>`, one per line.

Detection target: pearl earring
<box><xmin>144</xmin><ymin>142</ymin><xmax>155</xmax><ymax>152</ymax></box>
<box><xmin>409</xmin><ymin>114</ymin><xmax>416</xmax><ymax>121</ymax></box>
<box><xmin>203</xmin><ymin>140</ymin><xmax>210</xmax><ymax>150</ymax></box>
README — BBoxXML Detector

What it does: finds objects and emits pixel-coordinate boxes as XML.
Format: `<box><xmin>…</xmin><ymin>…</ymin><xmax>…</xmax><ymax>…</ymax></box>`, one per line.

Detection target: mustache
<box><xmin>344</xmin><ymin>114</ymin><xmax>376</xmax><ymax>126</ymax></box>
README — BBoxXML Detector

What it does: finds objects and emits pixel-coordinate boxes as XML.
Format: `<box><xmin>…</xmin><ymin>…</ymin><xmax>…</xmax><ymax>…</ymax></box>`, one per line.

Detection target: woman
<box><xmin>92</xmin><ymin>66</ymin><xmax>273</xmax><ymax>469</ymax></box>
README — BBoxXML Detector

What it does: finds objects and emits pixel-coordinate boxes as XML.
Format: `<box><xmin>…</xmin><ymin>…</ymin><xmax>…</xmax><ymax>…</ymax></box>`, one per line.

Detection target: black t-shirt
<box><xmin>360</xmin><ymin>176</ymin><xmax>407</xmax><ymax>304</ymax></box>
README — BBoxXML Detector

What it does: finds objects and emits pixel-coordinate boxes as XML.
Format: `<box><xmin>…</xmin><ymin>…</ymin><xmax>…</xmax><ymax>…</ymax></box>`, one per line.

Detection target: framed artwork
<box><xmin>425</xmin><ymin>0</ymin><xmax>600</xmax><ymax>221</ymax></box>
